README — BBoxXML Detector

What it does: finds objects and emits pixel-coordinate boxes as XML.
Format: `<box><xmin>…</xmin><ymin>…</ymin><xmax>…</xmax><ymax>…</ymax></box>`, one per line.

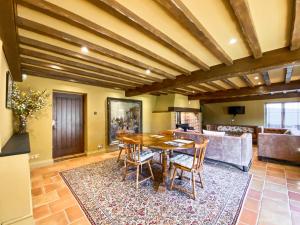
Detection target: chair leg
<box><xmin>148</xmin><ymin>161</ymin><xmax>154</xmax><ymax>180</ymax></box>
<box><xmin>192</xmin><ymin>172</ymin><xmax>196</xmax><ymax>200</ymax></box>
<box><xmin>198</xmin><ymin>172</ymin><xmax>204</xmax><ymax>188</ymax></box>
<box><xmin>117</xmin><ymin>148</ymin><xmax>123</xmax><ymax>162</ymax></box>
<box><xmin>140</xmin><ymin>164</ymin><xmax>143</xmax><ymax>174</ymax></box>
<box><xmin>136</xmin><ymin>165</ymin><xmax>140</xmax><ymax>189</ymax></box>
<box><xmin>170</xmin><ymin>167</ymin><xmax>177</xmax><ymax>190</ymax></box>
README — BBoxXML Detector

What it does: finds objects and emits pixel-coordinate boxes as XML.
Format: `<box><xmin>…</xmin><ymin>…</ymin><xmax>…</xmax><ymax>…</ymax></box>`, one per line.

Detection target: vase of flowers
<box><xmin>11</xmin><ymin>84</ymin><xmax>49</xmax><ymax>134</ymax></box>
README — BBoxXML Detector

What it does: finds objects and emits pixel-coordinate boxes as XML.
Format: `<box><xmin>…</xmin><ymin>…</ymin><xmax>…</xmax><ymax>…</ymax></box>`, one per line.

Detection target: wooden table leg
<box><xmin>157</xmin><ymin>150</ymin><xmax>168</xmax><ymax>192</ymax></box>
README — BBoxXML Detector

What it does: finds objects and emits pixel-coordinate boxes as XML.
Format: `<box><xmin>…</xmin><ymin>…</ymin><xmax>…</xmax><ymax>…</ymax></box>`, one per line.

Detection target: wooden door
<box><xmin>53</xmin><ymin>92</ymin><xmax>84</xmax><ymax>158</ymax></box>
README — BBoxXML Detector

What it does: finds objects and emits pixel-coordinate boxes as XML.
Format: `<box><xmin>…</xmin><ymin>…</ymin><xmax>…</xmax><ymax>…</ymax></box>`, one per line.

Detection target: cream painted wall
<box><xmin>19</xmin><ymin>76</ymin><xmax>157</xmax><ymax>164</ymax></box>
<box><xmin>0</xmin><ymin>40</ymin><xmax>14</xmax><ymax>148</ymax></box>
<box><xmin>202</xmin><ymin>97</ymin><xmax>300</xmax><ymax>126</ymax></box>
<box><xmin>153</xmin><ymin>94</ymin><xmax>199</xmax><ymax>111</ymax></box>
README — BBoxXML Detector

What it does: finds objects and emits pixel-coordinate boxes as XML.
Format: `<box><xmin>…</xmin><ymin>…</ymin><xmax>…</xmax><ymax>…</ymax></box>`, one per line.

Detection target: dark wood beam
<box><xmin>17</xmin><ymin>0</ymin><xmax>189</xmax><ymax>75</ymax></box>
<box><xmin>20</xmin><ymin>48</ymin><xmax>149</xmax><ymax>85</ymax></box>
<box><xmin>201</xmin><ymin>92</ymin><xmax>300</xmax><ymax>104</ymax></box>
<box><xmin>20</xmin><ymin>57</ymin><xmax>138</xmax><ymax>87</ymax></box>
<box><xmin>189</xmin><ymin>80</ymin><xmax>300</xmax><ymax>100</ymax></box>
<box><xmin>19</xmin><ymin>36</ymin><xmax>161</xmax><ymax>83</ymax></box>
<box><xmin>16</xmin><ymin>17</ymin><xmax>176</xmax><ymax>80</ymax></box>
<box><xmin>285</xmin><ymin>66</ymin><xmax>293</xmax><ymax>84</ymax></box>
<box><xmin>261</xmin><ymin>72</ymin><xmax>271</xmax><ymax>86</ymax></box>
<box><xmin>221</xmin><ymin>79</ymin><xmax>240</xmax><ymax>89</ymax></box>
<box><xmin>87</xmin><ymin>0</ymin><xmax>209</xmax><ymax>70</ymax></box>
<box><xmin>126</xmin><ymin>47</ymin><xmax>300</xmax><ymax>97</ymax></box>
<box><xmin>205</xmin><ymin>81</ymin><xmax>227</xmax><ymax>91</ymax></box>
<box><xmin>291</xmin><ymin>0</ymin><xmax>300</xmax><ymax>50</ymax></box>
<box><xmin>155</xmin><ymin>0</ymin><xmax>232</xmax><ymax>65</ymax></box>
<box><xmin>21</xmin><ymin>66</ymin><xmax>131</xmax><ymax>90</ymax></box>
<box><xmin>0</xmin><ymin>0</ymin><xmax>21</xmax><ymax>81</ymax></box>
<box><xmin>169</xmin><ymin>89</ymin><xmax>189</xmax><ymax>95</ymax></box>
<box><xmin>229</xmin><ymin>0</ymin><xmax>262</xmax><ymax>58</ymax></box>
<box><xmin>240</xmin><ymin>75</ymin><xmax>254</xmax><ymax>87</ymax></box>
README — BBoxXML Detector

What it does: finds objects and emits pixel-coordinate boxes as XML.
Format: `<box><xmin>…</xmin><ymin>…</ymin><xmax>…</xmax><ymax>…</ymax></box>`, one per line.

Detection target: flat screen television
<box><xmin>228</xmin><ymin>106</ymin><xmax>245</xmax><ymax>115</ymax></box>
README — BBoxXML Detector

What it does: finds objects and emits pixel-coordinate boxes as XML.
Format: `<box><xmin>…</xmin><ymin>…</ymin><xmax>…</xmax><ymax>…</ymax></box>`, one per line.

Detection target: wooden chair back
<box><xmin>192</xmin><ymin>139</ymin><xmax>209</xmax><ymax>171</ymax></box>
<box><xmin>159</xmin><ymin>130</ymin><xmax>174</xmax><ymax>136</ymax></box>
<box><xmin>122</xmin><ymin>137</ymin><xmax>142</xmax><ymax>163</ymax></box>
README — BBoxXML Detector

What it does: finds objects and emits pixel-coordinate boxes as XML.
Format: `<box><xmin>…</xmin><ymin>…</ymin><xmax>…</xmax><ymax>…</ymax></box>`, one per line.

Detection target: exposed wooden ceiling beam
<box><xmin>16</xmin><ymin>17</ymin><xmax>176</xmax><ymax>80</ymax></box>
<box><xmin>240</xmin><ymin>75</ymin><xmax>254</xmax><ymax>87</ymax></box>
<box><xmin>20</xmin><ymin>48</ymin><xmax>150</xmax><ymax>85</ymax></box>
<box><xmin>189</xmin><ymin>80</ymin><xmax>300</xmax><ymax>100</ymax></box>
<box><xmin>20</xmin><ymin>57</ymin><xmax>139</xmax><ymax>87</ymax></box>
<box><xmin>229</xmin><ymin>0</ymin><xmax>262</xmax><ymax>58</ymax></box>
<box><xmin>169</xmin><ymin>89</ymin><xmax>189</xmax><ymax>95</ymax></box>
<box><xmin>155</xmin><ymin>0</ymin><xmax>232</xmax><ymax>65</ymax></box>
<box><xmin>125</xmin><ymin>47</ymin><xmax>300</xmax><ymax>97</ymax></box>
<box><xmin>205</xmin><ymin>81</ymin><xmax>227</xmax><ymax>91</ymax></box>
<box><xmin>291</xmin><ymin>0</ymin><xmax>300</xmax><ymax>50</ymax></box>
<box><xmin>285</xmin><ymin>66</ymin><xmax>293</xmax><ymax>84</ymax></box>
<box><xmin>17</xmin><ymin>0</ymin><xmax>189</xmax><ymax>75</ymax></box>
<box><xmin>0</xmin><ymin>0</ymin><xmax>21</xmax><ymax>81</ymax></box>
<box><xmin>261</xmin><ymin>71</ymin><xmax>271</xmax><ymax>86</ymax></box>
<box><xmin>201</xmin><ymin>92</ymin><xmax>300</xmax><ymax>104</ymax></box>
<box><xmin>221</xmin><ymin>78</ymin><xmax>240</xmax><ymax>89</ymax></box>
<box><xmin>19</xmin><ymin>36</ymin><xmax>161</xmax><ymax>83</ymax></box>
<box><xmin>192</xmin><ymin>84</ymin><xmax>215</xmax><ymax>92</ymax></box>
<box><xmin>22</xmin><ymin>67</ymin><xmax>130</xmax><ymax>90</ymax></box>
<box><xmin>87</xmin><ymin>0</ymin><xmax>209</xmax><ymax>70</ymax></box>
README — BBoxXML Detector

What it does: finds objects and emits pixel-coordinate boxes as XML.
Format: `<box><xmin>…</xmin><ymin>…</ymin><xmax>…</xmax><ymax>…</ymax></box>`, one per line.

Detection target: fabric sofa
<box><xmin>205</xmin><ymin>124</ymin><xmax>260</xmax><ymax>144</ymax></box>
<box><xmin>174</xmin><ymin>131</ymin><xmax>253</xmax><ymax>171</ymax></box>
<box><xmin>258</xmin><ymin>128</ymin><xmax>300</xmax><ymax>164</ymax></box>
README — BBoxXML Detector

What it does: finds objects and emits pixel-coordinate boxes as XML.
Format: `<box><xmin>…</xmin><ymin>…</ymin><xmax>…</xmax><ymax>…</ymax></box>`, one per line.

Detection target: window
<box><xmin>265</xmin><ymin>102</ymin><xmax>300</xmax><ymax>130</ymax></box>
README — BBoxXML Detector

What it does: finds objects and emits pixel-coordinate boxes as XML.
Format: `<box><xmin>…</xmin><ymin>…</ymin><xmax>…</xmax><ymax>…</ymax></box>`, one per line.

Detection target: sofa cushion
<box><xmin>203</xmin><ymin>129</ymin><xmax>225</xmax><ymax>136</ymax></box>
<box><xmin>217</xmin><ymin>125</ymin><xmax>254</xmax><ymax>133</ymax></box>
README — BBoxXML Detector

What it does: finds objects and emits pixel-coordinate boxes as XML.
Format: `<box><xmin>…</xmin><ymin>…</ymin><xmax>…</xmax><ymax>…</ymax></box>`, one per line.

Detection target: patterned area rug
<box><xmin>60</xmin><ymin>158</ymin><xmax>251</xmax><ymax>225</ymax></box>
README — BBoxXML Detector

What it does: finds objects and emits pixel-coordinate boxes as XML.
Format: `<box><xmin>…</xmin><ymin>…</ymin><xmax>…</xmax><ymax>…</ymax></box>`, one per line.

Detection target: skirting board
<box><xmin>30</xmin><ymin>159</ymin><xmax>54</xmax><ymax>169</ymax></box>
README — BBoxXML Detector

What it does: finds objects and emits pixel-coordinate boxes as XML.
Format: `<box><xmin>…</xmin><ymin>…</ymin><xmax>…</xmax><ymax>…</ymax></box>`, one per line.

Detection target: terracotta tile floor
<box><xmin>30</xmin><ymin>148</ymin><xmax>300</xmax><ymax>225</ymax></box>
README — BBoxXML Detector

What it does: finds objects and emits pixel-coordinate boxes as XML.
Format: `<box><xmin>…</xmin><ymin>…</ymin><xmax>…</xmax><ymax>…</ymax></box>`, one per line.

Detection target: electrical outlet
<box><xmin>30</xmin><ymin>154</ymin><xmax>40</xmax><ymax>159</ymax></box>
<box><xmin>97</xmin><ymin>144</ymin><xmax>103</xmax><ymax>149</ymax></box>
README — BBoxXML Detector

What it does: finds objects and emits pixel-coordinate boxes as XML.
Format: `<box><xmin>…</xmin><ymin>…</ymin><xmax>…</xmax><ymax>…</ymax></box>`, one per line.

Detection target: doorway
<box><xmin>52</xmin><ymin>92</ymin><xmax>84</xmax><ymax>158</ymax></box>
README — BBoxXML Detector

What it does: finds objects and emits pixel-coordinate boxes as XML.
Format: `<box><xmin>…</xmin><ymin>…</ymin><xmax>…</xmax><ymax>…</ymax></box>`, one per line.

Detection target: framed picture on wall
<box><xmin>6</xmin><ymin>71</ymin><xmax>13</xmax><ymax>109</ymax></box>
<box><xmin>107</xmin><ymin>97</ymin><xmax>142</xmax><ymax>145</ymax></box>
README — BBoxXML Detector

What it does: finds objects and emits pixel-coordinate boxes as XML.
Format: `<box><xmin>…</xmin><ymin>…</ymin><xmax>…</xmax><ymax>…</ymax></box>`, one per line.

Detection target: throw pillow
<box><xmin>203</xmin><ymin>129</ymin><xmax>225</xmax><ymax>136</ymax></box>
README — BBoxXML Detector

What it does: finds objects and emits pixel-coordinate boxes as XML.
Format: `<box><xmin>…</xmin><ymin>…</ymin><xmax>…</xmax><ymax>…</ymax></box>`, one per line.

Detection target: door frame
<box><xmin>52</xmin><ymin>91</ymin><xmax>86</xmax><ymax>159</ymax></box>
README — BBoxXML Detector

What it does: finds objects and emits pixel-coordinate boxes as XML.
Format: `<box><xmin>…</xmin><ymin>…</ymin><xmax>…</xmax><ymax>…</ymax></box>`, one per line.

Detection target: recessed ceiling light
<box><xmin>81</xmin><ymin>46</ymin><xmax>89</xmax><ymax>54</ymax></box>
<box><xmin>254</xmin><ymin>76</ymin><xmax>259</xmax><ymax>80</ymax></box>
<box><xmin>22</xmin><ymin>73</ymin><xmax>27</xmax><ymax>81</ymax></box>
<box><xmin>69</xmin><ymin>79</ymin><xmax>76</xmax><ymax>82</ymax></box>
<box><xmin>114</xmin><ymin>87</ymin><xmax>120</xmax><ymax>90</ymax></box>
<box><xmin>192</xmin><ymin>90</ymin><xmax>195</xmax><ymax>93</ymax></box>
<box><xmin>258</xmin><ymin>82</ymin><xmax>262</xmax><ymax>85</ymax></box>
<box><xmin>229</xmin><ymin>38</ymin><xmax>237</xmax><ymax>45</ymax></box>
<box><xmin>50</xmin><ymin>65</ymin><xmax>61</xmax><ymax>70</ymax></box>
<box><xmin>146</xmin><ymin>69</ymin><xmax>151</xmax><ymax>75</ymax></box>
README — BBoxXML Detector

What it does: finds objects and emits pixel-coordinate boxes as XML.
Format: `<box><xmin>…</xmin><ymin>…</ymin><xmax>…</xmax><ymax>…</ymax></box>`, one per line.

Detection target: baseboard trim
<box><xmin>30</xmin><ymin>159</ymin><xmax>54</xmax><ymax>169</ymax></box>
<box><xmin>86</xmin><ymin>149</ymin><xmax>105</xmax><ymax>155</ymax></box>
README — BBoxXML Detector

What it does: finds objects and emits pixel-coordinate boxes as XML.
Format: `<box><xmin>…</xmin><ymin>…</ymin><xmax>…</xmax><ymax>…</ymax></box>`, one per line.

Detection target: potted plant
<box><xmin>11</xmin><ymin>84</ymin><xmax>49</xmax><ymax>134</ymax></box>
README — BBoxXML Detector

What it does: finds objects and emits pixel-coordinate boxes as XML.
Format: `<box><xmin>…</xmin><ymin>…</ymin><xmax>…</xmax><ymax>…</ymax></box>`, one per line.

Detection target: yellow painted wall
<box><xmin>202</xmin><ymin>97</ymin><xmax>300</xmax><ymax>126</ymax></box>
<box><xmin>151</xmin><ymin>94</ymin><xmax>200</xmax><ymax>132</ymax></box>
<box><xmin>19</xmin><ymin>76</ymin><xmax>157</xmax><ymax>165</ymax></box>
<box><xmin>0</xmin><ymin>40</ymin><xmax>14</xmax><ymax>148</ymax></box>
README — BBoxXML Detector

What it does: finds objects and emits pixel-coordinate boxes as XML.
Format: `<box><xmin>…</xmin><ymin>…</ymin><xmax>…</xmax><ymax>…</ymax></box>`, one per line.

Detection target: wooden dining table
<box><xmin>117</xmin><ymin>133</ymin><xmax>195</xmax><ymax>192</ymax></box>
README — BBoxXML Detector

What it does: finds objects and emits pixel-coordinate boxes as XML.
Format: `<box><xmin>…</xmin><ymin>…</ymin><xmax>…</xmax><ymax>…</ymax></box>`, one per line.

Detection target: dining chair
<box><xmin>122</xmin><ymin>137</ymin><xmax>155</xmax><ymax>189</ymax></box>
<box><xmin>170</xmin><ymin>139</ymin><xmax>209</xmax><ymax>200</ymax></box>
<box><xmin>116</xmin><ymin>130</ymin><xmax>133</xmax><ymax>162</ymax></box>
